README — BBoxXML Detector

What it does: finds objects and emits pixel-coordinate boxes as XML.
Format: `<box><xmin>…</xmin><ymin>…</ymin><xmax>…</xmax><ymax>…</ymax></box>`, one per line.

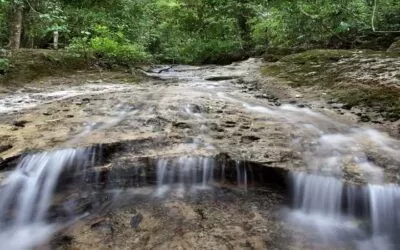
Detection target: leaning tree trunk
<box><xmin>10</xmin><ymin>4</ymin><xmax>24</xmax><ymax>51</ymax></box>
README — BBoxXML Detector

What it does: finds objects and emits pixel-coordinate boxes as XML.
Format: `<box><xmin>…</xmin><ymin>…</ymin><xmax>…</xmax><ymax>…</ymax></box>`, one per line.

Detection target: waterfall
<box><xmin>155</xmin><ymin>156</ymin><xmax>215</xmax><ymax>197</ymax></box>
<box><xmin>368</xmin><ymin>184</ymin><xmax>400</xmax><ymax>249</ymax></box>
<box><xmin>288</xmin><ymin>172</ymin><xmax>400</xmax><ymax>248</ymax></box>
<box><xmin>235</xmin><ymin>160</ymin><xmax>249</xmax><ymax>191</ymax></box>
<box><xmin>291</xmin><ymin>172</ymin><xmax>344</xmax><ymax>218</ymax></box>
<box><xmin>0</xmin><ymin>148</ymin><xmax>95</xmax><ymax>249</ymax></box>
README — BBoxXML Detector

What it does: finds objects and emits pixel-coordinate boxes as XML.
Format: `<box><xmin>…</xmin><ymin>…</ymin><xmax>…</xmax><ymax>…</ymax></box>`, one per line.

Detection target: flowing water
<box><xmin>155</xmin><ymin>156</ymin><xmax>215</xmax><ymax>197</ymax></box>
<box><xmin>154</xmin><ymin>61</ymin><xmax>400</xmax><ymax>248</ymax></box>
<box><xmin>287</xmin><ymin>172</ymin><xmax>400</xmax><ymax>249</ymax></box>
<box><xmin>1</xmin><ymin>59</ymin><xmax>400</xmax><ymax>249</ymax></box>
<box><xmin>0</xmin><ymin>148</ymin><xmax>96</xmax><ymax>249</ymax></box>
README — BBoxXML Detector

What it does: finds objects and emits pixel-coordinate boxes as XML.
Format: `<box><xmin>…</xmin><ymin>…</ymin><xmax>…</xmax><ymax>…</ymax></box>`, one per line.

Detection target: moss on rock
<box><xmin>261</xmin><ymin>49</ymin><xmax>400</xmax><ymax>121</ymax></box>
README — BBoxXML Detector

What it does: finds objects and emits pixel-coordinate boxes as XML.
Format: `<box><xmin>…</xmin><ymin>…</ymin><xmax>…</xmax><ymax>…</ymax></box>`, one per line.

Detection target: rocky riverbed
<box><xmin>0</xmin><ymin>53</ymin><xmax>399</xmax><ymax>249</ymax></box>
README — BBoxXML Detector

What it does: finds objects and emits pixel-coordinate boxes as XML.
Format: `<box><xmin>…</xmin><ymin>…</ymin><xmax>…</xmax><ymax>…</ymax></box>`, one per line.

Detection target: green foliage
<box><xmin>68</xmin><ymin>25</ymin><xmax>150</xmax><ymax>65</ymax></box>
<box><xmin>0</xmin><ymin>1</ymin><xmax>10</xmax><ymax>46</ymax></box>
<box><xmin>259</xmin><ymin>0</ymin><xmax>400</xmax><ymax>48</ymax></box>
<box><xmin>1</xmin><ymin>0</ymin><xmax>400</xmax><ymax>64</ymax></box>
<box><xmin>0</xmin><ymin>58</ymin><xmax>10</xmax><ymax>73</ymax></box>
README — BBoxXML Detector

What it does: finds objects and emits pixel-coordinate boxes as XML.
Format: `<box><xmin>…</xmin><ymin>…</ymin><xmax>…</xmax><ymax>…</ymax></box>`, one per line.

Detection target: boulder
<box><xmin>387</xmin><ymin>40</ymin><xmax>400</xmax><ymax>54</ymax></box>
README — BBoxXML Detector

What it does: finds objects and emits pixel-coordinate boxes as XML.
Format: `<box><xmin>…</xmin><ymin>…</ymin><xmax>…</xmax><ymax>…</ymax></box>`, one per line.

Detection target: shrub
<box><xmin>68</xmin><ymin>25</ymin><xmax>151</xmax><ymax>65</ymax></box>
<box><xmin>0</xmin><ymin>58</ymin><xmax>9</xmax><ymax>74</ymax></box>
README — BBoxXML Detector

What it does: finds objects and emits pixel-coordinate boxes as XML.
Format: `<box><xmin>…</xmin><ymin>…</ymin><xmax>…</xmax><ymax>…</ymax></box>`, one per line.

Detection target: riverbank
<box><xmin>260</xmin><ymin>49</ymin><xmax>400</xmax><ymax>137</ymax></box>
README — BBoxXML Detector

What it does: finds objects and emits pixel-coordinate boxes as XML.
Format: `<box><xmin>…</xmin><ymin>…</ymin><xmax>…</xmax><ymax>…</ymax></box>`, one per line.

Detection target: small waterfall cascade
<box><xmin>368</xmin><ymin>184</ymin><xmax>400</xmax><ymax>247</ymax></box>
<box><xmin>289</xmin><ymin>172</ymin><xmax>400</xmax><ymax>248</ymax></box>
<box><xmin>0</xmin><ymin>148</ymin><xmax>95</xmax><ymax>250</ymax></box>
<box><xmin>235</xmin><ymin>160</ymin><xmax>249</xmax><ymax>191</ymax></box>
<box><xmin>155</xmin><ymin>156</ymin><xmax>215</xmax><ymax>196</ymax></box>
<box><xmin>291</xmin><ymin>173</ymin><xmax>344</xmax><ymax>218</ymax></box>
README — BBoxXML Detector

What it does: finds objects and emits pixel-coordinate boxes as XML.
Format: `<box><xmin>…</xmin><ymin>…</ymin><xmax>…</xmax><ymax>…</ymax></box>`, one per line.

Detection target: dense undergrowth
<box><xmin>1</xmin><ymin>0</ymin><xmax>400</xmax><ymax>65</ymax></box>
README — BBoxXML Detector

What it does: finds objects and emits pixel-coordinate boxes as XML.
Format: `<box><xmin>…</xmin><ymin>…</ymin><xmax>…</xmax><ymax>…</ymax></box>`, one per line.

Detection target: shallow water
<box><xmin>1</xmin><ymin>58</ymin><xmax>400</xmax><ymax>249</ymax></box>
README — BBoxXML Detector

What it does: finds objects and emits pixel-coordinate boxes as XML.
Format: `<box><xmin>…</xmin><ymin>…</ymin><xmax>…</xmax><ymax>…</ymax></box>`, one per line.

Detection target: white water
<box><xmin>369</xmin><ymin>184</ymin><xmax>400</xmax><ymax>237</ymax></box>
<box><xmin>0</xmin><ymin>84</ymin><xmax>133</xmax><ymax>114</ymax></box>
<box><xmin>155</xmin><ymin>156</ymin><xmax>215</xmax><ymax>197</ymax></box>
<box><xmin>0</xmin><ymin>148</ymin><xmax>94</xmax><ymax>249</ymax></box>
<box><xmin>155</xmin><ymin>156</ymin><xmax>250</xmax><ymax>197</ymax></box>
<box><xmin>288</xmin><ymin>172</ymin><xmax>400</xmax><ymax>249</ymax></box>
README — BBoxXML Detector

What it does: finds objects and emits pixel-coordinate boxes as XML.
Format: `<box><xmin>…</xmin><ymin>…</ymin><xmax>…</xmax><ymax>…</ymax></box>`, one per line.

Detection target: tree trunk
<box><xmin>237</xmin><ymin>13</ymin><xmax>251</xmax><ymax>48</ymax></box>
<box><xmin>236</xmin><ymin>1</ymin><xmax>253</xmax><ymax>50</ymax></box>
<box><xmin>10</xmin><ymin>4</ymin><xmax>24</xmax><ymax>51</ymax></box>
<box><xmin>53</xmin><ymin>30</ymin><xmax>59</xmax><ymax>50</ymax></box>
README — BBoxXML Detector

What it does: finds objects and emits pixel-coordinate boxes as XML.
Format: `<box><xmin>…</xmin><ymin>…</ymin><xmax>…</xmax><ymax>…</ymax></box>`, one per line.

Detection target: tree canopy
<box><xmin>0</xmin><ymin>0</ymin><xmax>399</xmax><ymax>64</ymax></box>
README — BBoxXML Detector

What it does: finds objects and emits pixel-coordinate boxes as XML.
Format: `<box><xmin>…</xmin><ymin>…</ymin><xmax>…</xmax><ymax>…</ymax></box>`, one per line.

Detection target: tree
<box><xmin>9</xmin><ymin>0</ymin><xmax>24</xmax><ymax>50</ymax></box>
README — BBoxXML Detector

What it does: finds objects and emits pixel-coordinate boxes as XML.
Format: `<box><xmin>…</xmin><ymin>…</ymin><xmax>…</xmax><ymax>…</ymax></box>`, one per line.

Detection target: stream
<box><xmin>0</xmin><ymin>58</ymin><xmax>399</xmax><ymax>249</ymax></box>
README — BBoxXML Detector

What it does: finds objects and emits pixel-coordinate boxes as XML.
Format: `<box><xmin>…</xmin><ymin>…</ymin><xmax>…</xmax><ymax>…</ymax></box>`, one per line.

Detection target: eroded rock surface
<box><xmin>1</xmin><ymin>56</ymin><xmax>400</xmax><ymax>249</ymax></box>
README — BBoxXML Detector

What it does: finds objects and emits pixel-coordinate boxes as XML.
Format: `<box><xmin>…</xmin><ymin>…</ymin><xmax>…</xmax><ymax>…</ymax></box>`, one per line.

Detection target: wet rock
<box><xmin>12</xmin><ymin>120</ymin><xmax>29</xmax><ymax>127</ymax></box>
<box><xmin>184</xmin><ymin>138</ymin><xmax>194</xmax><ymax>144</ymax></box>
<box><xmin>342</xmin><ymin>104</ymin><xmax>352</xmax><ymax>110</ymax></box>
<box><xmin>388</xmin><ymin>117</ymin><xmax>399</xmax><ymax>122</ymax></box>
<box><xmin>51</xmin><ymin>235</ymin><xmax>74</xmax><ymax>249</ymax></box>
<box><xmin>240</xmin><ymin>125</ymin><xmax>251</xmax><ymax>130</ymax></box>
<box><xmin>91</xmin><ymin>219</ymin><xmax>114</xmax><ymax>235</ymax></box>
<box><xmin>224</xmin><ymin>121</ymin><xmax>236</xmax><ymax>128</ymax></box>
<box><xmin>205</xmin><ymin>76</ymin><xmax>237</xmax><ymax>81</ymax></box>
<box><xmin>240</xmin><ymin>135</ymin><xmax>261</xmax><ymax>143</ymax></box>
<box><xmin>130</xmin><ymin>212</ymin><xmax>143</xmax><ymax>229</ymax></box>
<box><xmin>0</xmin><ymin>144</ymin><xmax>12</xmax><ymax>153</ymax></box>
<box><xmin>387</xmin><ymin>113</ymin><xmax>400</xmax><ymax>122</ymax></box>
<box><xmin>255</xmin><ymin>94</ymin><xmax>268</xmax><ymax>99</ymax></box>
<box><xmin>360</xmin><ymin>115</ymin><xmax>371</xmax><ymax>122</ymax></box>
<box><xmin>289</xmin><ymin>100</ymin><xmax>297</xmax><ymax>104</ymax></box>
<box><xmin>297</xmin><ymin>104</ymin><xmax>305</xmax><ymax>108</ymax></box>
<box><xmin>195</xmin><ymin>208</ymin><xmax>207</xmax><ymax>220</ymax></box>
<box><xmin>43</xmin><ymin>112</ymin><xmax>52</xmax><ymax>116</ymax></box>
<box><xmin>206</xmin><ymin>123</ymin><xmax>219</xmax><ymax>131</ymax></box>
<box><xmin>66</xmin><ymin>114</ymin><xmax>74</xmax><ymax>118</ymax></box>
<box><xmin>387</xmin><ymin>40</ymin><xmax>400</xmax><ymax>53</ymax></box>
<box><xmin>72</xmin><ymin>198</ymin><xmax>93</xmax><ymax>215</ymax></box>
<box><xmin>173</xmin><ymin>122</ymin><xmax>191</xmax><ymax>129</ymax></box>
<box><xmin>186</xmin><ymin>104</ymin><xmax>201</xmax><ymax>113</ymax></box>
<box><xmin>82</xmin><ymin>98</ymin><xmax>90</xmax><ymax>103</ymax></box>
